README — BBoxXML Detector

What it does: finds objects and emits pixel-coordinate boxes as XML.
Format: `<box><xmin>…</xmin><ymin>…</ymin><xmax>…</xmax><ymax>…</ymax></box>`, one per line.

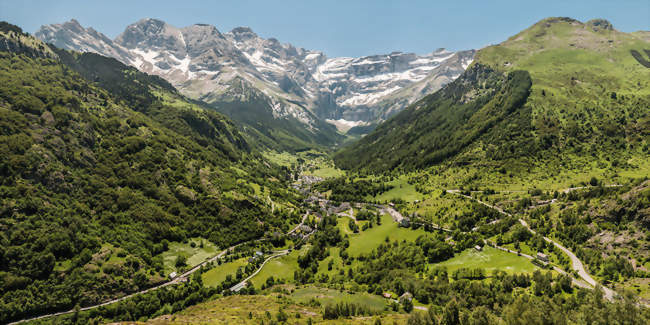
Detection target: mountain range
<box><xmin>35</xmin><ymin>18</ymin><xmax>474</xmax><ymax>149</ymax></box>
<box><xmin>335</xmin><ymin>18</ymin><xmax>650</xmax><ymax>174</ymax></box>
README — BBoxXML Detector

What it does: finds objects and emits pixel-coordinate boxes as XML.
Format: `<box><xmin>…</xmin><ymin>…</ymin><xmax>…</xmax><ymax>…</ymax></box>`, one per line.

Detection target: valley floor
<box><xmin>18</xmin><ymin>152</ymin><xmax>650</xmax><ymax>324</ymax></box>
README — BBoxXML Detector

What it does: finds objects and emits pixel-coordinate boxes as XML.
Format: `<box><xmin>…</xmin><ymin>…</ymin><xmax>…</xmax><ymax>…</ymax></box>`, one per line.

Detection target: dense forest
<box><xmin>335</xmin><ymin>65</ymin><xmax>534</xmax><ymax>172</ymax></box>
<box><xmin>314</xmin><ymin>176</ymin><xmax>394</xmax><ymax>203</ymax></box>
<box><xmin>0</xmin><ymin>23</ymin><xmax>297</xmax><ymax>323</ymax></box>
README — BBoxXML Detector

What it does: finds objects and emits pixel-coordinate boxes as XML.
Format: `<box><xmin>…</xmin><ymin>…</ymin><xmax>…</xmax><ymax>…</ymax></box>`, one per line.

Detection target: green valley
<box><xmin>0</xmin><ymin>9</ymin><xmax>649</xmax><ymax>325</ymax></box>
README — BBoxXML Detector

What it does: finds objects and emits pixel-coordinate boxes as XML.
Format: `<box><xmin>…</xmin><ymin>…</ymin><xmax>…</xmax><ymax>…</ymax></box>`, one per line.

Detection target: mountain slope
<box><xmin>35</xmin><ymin>19</ymin><xmax>474</xmax><ymax>146</ymax></box>
<box><xmin>0</xmin><ymin>22</ymin><xmax>297</xmax><ymax>323</ymax></box>
<box><xmin>335</xmin><ymin>18</ymin><xmax>650</xmax><ymax>173</ymax></box>
<box><xmin>37</xmin><ymin>18</ymin><xmax>342</xmax><ymax>151</ymax></box>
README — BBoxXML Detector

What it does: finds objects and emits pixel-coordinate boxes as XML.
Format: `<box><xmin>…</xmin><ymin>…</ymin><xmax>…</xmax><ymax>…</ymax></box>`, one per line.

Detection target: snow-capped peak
<box><xmin>35</xmin><ymin>18</ymin><xmax>476</xmax><ymax>125</ymax></box>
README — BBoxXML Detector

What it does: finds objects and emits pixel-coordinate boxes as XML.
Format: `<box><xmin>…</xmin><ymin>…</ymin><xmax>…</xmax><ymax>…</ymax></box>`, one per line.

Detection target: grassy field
<box><xmin>251</xmin><ymin>245</ymin><xmax>310</xmax><ymax>286</ymax></box>
<box><xmin>317</xmin><ymin>247</ymin><xmax>345</xmax><ymax>277</ymax></box>
<box><xmin>263</xmin><ymin>150</ymin><xmax>300</xmax><ymax>167</ymax></box>
<box><xmin>346</xmin><ymin>213</ymin><xmax>427</xmax><ymax>256</ymax></box>
<box><xmin>307</xmin><ymin>165</ymin><xmax>345</xmax><ymax>178</ymax></box>
<box><xmin>303</xmin><ymin>157</ymin><xmax>345</xmax><ymax>179</ymax></box>
<box><xmin>373</xmin><ymin>175</ymin><xmax>423</xmax><ymax>203</ymax></box>
<box><xmin>432</xmin><ymin>246</ymin><xmax>540</xmax><ymax>274</ymax></box>
<box><xmin>263</xmin><ymin>149</ymin><xmax>344</xmax><ymax>179</ymax></box>
<box><xmin>291</xmin><ymin>286</ymin><xmax>387</xmax><ymax>312</ymax></box>
<box><xmin>160</xmin><ymin>238</ymin><xmax>219</xmax><ymax>276</ymax></box>
<box><xmin>201</xmin><ymin>258</ymin><xmax>248</xmax><ymax>288</ymax></box>
<box><xmin>407</xmin><ymin>189</ymin><xmax>475</xmax><ymax>228</ymax></box>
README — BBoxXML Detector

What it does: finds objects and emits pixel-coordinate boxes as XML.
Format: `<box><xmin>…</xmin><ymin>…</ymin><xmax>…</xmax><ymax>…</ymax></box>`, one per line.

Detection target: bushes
<box><xmin>175</xmin><ymin>255</ymin><xmax>187</xmax><ymax>268</ymax></box>
<box><xmin>451</xmin><ymin>268</ymin><xmax>485</xmax><ymax>280</ymax></box>
<box><xmin>323</xmin><ymin>302</ymin><xmax>378</xmax><ymax>319</ymax></box>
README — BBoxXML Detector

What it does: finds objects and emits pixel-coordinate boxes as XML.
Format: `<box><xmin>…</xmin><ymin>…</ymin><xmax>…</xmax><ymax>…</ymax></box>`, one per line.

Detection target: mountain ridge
<box><xmin>35</xmin><ymin>18</ymin><xmax>474</xmax><ymax>149</ymax></box>
<box><xmin>334</xmin><ymin>17</ymin><xmax>650</xmax><ymax>174</ymax></box>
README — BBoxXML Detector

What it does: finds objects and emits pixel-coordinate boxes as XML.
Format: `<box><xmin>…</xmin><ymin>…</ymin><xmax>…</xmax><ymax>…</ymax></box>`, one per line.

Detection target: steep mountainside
<box><xmin>36</xmin><ymin>19</ymin><xmax>474</xmax><ymax>144</ymax></box>
<box><xmin>0</xmin><ymin>23</ymin><xmax>298</xmax><ymax>323</ymax></box>
<box><xmin>335</xmin><ymin>18</ymin><xmax>650</xmax><ymax>173</ymax></box>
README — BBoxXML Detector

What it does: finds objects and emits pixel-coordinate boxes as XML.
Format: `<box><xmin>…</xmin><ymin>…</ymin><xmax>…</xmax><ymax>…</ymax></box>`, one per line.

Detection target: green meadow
<box><xmin>345</xmin><ymin>213</ymin><xmax>427</xmax><ymax>256</ymax></box>
<box><xmin>202</xmin><ymin>258</ymin><xmax>248</xmax><ymax>287</ymax></box>
<box><xmin>160</xmin><ymin>238</ymin><xmax>219</xmax><ymax>276</ymax></box>
<box><xmin>432</xmin><ymin>246</ymin><xmax>540</xmax><ymax>274</ymax></box>
<box><xmin>290</xmin><ymin>286</ymin><xmax>387</xmax><ymax>312</ymax></box>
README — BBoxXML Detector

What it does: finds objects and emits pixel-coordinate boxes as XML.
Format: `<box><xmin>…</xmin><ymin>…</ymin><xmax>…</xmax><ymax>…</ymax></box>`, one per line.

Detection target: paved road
<box><xmin>10</xmin><ymin>206</ymin><xmax>313</xmax><ymax>325</ymax></box>
<box><xmin>446</xmin><ymin>190</ymin><xmax>512</xmax><ymax>216</ymax></box>
<box><xmin>486</xmin><ymin>240</ymin><xmax>592</xmax><ymax>290</ymax></box>
<box><xmin>287</xmin><ymin>212</ymin><xmax>310</xmax><ymax>235</ymax></box>
<box><xmin>447</xmin><ymin>184</ymin><xmax>622</xmax><ymax>195</ymax></box>
<box><xmin>230</xmin><ymin>250</ymin><xmax>290</xmax><ymax>292</ymax></box>
<box><xmin>517</xmin><ymin>219</ymin><xmax>615</xmax><ymax>299</ymax></box>
<box><xmin>447</xmin><ymin>190</ymin><xmax>616</xmax><ymax>301</ymax></box>
<box><xmin>7</xmin><ymin>243</ymin><xmax>239</xmax><ymax>325</ymax></box>
<box><xmin>561</xmin><ymin>184</ymin><xmax>622</xmax><ymax>193</ymax></box>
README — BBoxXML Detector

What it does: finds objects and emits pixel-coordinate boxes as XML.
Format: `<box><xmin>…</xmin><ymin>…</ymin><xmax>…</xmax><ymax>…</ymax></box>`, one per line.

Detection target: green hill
<box><xmin>335</xmin><ymin>18</ymin><xmax>650</xmax><ymax>176</ymax></box>
<box><xmin>0</xmin><ymin>22</ymin><xmax>297</xmax><ymax>323</ymax></box>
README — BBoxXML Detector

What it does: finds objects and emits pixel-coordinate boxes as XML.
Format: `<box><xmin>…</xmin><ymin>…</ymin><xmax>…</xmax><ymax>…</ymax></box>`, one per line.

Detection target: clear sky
<box><xmin>1</xmin><ymin>0</ymin><xmax>648</xmax><ymax>57</ymax></box>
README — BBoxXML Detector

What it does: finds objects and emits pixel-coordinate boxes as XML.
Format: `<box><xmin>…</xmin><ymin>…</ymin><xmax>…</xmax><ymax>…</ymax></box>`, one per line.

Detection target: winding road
<box><xmin>229</xmin><ymin>250</ymin><xmax>290</xmax><ymax>292</ymax></box>
<box><xmin>9</xmin><ymin>209</ymin><xmax>312</xmax><ymax>325</ymax></box>
<box><xmin>447</xmin><ymin>189</ymin><xmax>616</xmax><ymax>300</ymax></box>
<box><xmin>7</xmin><ymin>243</ymin><xmax>239</xmax><ymax>325</ymax></box>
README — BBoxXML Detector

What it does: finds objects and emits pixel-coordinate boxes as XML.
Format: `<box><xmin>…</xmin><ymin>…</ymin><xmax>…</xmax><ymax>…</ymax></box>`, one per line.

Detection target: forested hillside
<box><xmin>0</xmin><ymin>23</ymin><xmax>298</xmax><ymax>323</ymax></box>
<box><xmin>335</xmin><ymin>18</ymin><xmax>650</xmax><ymax>175</ymax></box>
<box><xmin>335</xmin><ymin>64</ymin><xmax>533</xmax><ymax>171</ymax></box>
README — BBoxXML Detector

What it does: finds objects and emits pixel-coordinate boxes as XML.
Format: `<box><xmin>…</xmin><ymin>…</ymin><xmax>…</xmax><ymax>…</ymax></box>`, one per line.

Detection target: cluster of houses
<box><xmin>382</xmin><ymin>291</ymin><xmax>414</xmax><ymax>305</ymax></box>
<box><xmin>291</xmin><ymin>175</ymin><xmax>324</xmax><ymax>195</ymax></box>
<box><xmin>248</xmin><ymin>251</ymin><xmax>265</xmax><ymax>263</ymax></box>
<box><xmin>327</xmin><ymin>202</ymin><xmax>351</xmax><ymax>216</ymax></box>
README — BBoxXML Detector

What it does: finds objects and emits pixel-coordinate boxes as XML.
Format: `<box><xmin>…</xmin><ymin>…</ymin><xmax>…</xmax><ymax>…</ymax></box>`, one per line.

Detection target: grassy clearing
<box><xmin>291</xmin><ymin>286</ymin><xmax>387</xmax><ymax>312</ymax></box>
<box><xmin>53</xmin><ymin>259</ymin><xmax>73</xmax><ymax>272</ymax></box>
<box><xmin>373</xmin><ymin>175</ymin><xmax>423</xmax><ymax>203</ymax></box>
<box><xmin>308</xmin><ymin>165</ymin><xmax>345</xmax><ymax>178</ymax></box>
<box><xmin>336</xmin><ymin>215</ymin><xmax>356</xmax><ymax>236</ymax></box>
<box><xmin>408</xmin><ymin>189</ymin><xmax>474</xmax><ymax>228</ymax></box>
<box><xmin>317</xmin><ymin>247</ymin><xmax>345</xmax><ymax>277</ymax></box>
<box><xmin>160</xmin><ymin>238</ymin><xmax>219</xmax><ymax>276</ymax></box>
<box><xmin>346</xmin><ymin>213</ymin><xmax>427</xmax><ymax>256</ymax></box>
<box><xmin>432</xmin><ymin>246</ymin><xmax>539</xmax><ymax>274</ymax></box>
<box><xmin>201</xmin><ymin>258</ymin><xmax>247</xmax><ymax>288</ymax></box>
<box><xmin>304</xmin><ymin>157</ymin><xmax>345</xmax><ymax>179</ymax></box>
<box><xmin>263</xmin><ymin>149</ymin><xmax>344</xmax><ymax>179</ymax></box>
<box><xmin>251</xmin><ymin>245</ymin><xmax>310</xmax><ymax>285</ymax></box>
<box><xmin>263</xmin><ymin>150</ymin><xmax>299</xmax><ymax>167</ymax></box>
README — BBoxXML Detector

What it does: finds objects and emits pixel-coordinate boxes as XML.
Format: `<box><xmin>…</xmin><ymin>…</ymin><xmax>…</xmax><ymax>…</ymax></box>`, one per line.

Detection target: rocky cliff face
<box><xmin>36</xmin><ymin>19</ymin><xmax>475</xmax><ymax>134</ymax></box>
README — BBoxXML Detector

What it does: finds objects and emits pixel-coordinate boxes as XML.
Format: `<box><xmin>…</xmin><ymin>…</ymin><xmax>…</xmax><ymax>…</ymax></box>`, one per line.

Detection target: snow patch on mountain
<box><xmin>341</xmin><ymin>86</ymin><xmax>402</xmax><ymax>107</ymax></box>
<box><xmin>132</xmin><ymin>49</ymin><xmax>161</xmax><ymax>70</ymax></box>
<box><xmin>36</xmin><ymin>19</ymin><xmax>476</xmax><ymax>127</ymax></box>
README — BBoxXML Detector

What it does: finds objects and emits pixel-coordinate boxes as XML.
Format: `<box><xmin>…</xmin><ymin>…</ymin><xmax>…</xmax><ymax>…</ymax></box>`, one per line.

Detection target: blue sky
<box><xmin>1</xmin><ymin>0</ymin><xmax>648</xmax><ymax>57</ymax></box>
